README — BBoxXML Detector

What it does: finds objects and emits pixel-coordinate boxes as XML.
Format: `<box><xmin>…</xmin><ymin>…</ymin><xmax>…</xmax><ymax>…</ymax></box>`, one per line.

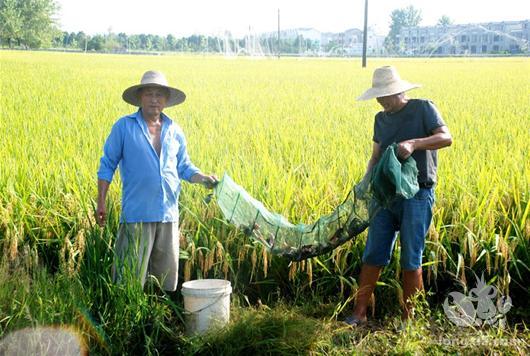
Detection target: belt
<box><xmin>419</xmin><ymin>182</ymin><xmax>434</xmax><ymax>189</ymax></box>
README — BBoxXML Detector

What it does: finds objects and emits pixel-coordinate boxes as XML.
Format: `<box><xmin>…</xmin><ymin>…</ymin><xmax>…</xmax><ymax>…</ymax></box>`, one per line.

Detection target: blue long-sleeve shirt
<box><xmin>98</xmin><ymin>110</ymin><xmax>200</xmax><ymax>223</ymax></box>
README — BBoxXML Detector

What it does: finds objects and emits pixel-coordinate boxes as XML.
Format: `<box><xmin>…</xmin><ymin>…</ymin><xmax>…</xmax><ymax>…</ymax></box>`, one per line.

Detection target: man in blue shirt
<box><xmin>96</xmin><ymin>70</ymin><xmax>217</xmax><ymax>291</ymax></box>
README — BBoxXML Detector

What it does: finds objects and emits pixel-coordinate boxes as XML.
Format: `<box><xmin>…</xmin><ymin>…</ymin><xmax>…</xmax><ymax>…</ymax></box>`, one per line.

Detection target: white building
<box><xmin>398</xmin><ymin>20</ymin><xmax>530</xmax><ymax>55</ymax></box>
<box><xmin>260</xmin><ymin>27</ymin><xmax>386</xmax><ymax>56</ymax></box>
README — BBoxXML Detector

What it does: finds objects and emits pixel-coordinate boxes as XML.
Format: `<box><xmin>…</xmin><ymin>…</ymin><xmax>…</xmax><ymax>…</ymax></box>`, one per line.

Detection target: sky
<box><xmin>55</xmin><ymin>0</ymin><xmax>529</xmax><ymax>37</ymax></box>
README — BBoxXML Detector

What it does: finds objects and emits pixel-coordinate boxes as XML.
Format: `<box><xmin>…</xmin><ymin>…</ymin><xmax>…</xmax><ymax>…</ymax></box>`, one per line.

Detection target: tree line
<box><xmin>1</xmin><ymin>0</ymin><xmax>453</xmax><ymax>55</ymax></box>
<box><xmin>52</xmin><ymin>31</ymin><xmax>320</xmax><ymax>55</ymax></box>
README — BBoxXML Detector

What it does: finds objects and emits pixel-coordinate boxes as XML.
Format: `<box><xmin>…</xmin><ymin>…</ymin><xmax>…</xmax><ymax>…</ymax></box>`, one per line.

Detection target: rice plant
<box><xmin>0</xmin><ymin>52</ymin><xmax>528</xmax><ymax>353</ymax></box>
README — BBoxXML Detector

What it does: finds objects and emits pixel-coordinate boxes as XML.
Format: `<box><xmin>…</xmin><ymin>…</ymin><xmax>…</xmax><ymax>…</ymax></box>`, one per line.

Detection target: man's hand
<box><xmin>96</xmin><ymin>200</ymin><xmax>107</xmax><ymax>227</ymax></box>
<box><xmin>397</xmin><ymin>127</ymin><xmax>452</xmax><ymax>159</ymax></box>
<box><xmin>96</xmin><ymin>179</ymin><xmax>111</xmax><ymax>227</ymax></box>
<box><xmin>201</xmin><ymin>174</ymin><xmax>219</xmax><ymax>189</ymax></box>
<box><xmin>397</xmin><ymin>140</ymin><xmax>415</xmax><ymax>159</ymax></box>
<box><xmin>191</xmin><ymin>173</ymin><xmax>219</xmax><ymax>189</ymax></box>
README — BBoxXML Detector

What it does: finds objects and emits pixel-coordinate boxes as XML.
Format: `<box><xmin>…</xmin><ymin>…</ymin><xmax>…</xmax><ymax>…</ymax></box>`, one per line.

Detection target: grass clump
<box><xmin>186</xmin><ymin>303</ymin><xmax>322</xmax><ymax>355</ymax></box>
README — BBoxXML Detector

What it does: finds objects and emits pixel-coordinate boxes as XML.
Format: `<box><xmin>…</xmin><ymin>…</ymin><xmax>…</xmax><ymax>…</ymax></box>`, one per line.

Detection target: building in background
<box><xmin>398</xmin><ymin>20</ymin><xmax>529</xmax><ymax>56</ymax></box>
<box><xmin>265</xmin><ymin>27</ymin><xmax>386</xmax><ymax>56</ymax></box>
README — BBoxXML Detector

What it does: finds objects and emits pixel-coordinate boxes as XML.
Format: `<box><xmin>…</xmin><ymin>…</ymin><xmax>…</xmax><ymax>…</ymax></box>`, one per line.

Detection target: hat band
<box><xmin>373</xmin><ymin>79</ymin><xmax>403</xmax><ymax>89</ymax></box>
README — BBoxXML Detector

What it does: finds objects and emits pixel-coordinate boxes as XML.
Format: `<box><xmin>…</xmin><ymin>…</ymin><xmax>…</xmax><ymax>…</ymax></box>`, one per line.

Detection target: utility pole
<box><xmin>362</xmin><ymin>0</ymin><xmax>368</xmax><ymax>67</ymax></box>
<box><xmin>277</xmin><ymin>8</ymin><xmax>281</xmax><ymax>59</ymax></box>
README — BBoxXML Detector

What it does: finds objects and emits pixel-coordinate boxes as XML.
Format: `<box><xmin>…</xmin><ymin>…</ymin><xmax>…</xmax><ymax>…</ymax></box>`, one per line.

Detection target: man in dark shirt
<box><xmin>345</xmin><ymin>66</ymin><xmax>452</xmax><ymax>325</ymax></box>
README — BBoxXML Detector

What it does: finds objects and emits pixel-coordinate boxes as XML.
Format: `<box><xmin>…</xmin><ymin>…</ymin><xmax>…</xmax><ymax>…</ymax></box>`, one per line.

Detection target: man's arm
<box><xmin>175</xmin><ymin>132</ymin><xmax>201</xmax><ymax>181</ymax></box>
<box><xmin>397</xmin><ymin>126</ymin><xmax>453</xmax><ymax>159</ymax></box>
<box><xmin>174</xmin><ymin>130</ymin><xmax>218</xmax><ymax>188</ymax></box>
<box><xmin>96</xmin><ymin>121</ymin><xmax>124</xmax><ymax>227</ymax></box>
<box><xmin>364</xmin><ymin>142</ymin><xmax>382</xmax><ymax>179</ymax></box>
<box><xmin>96</xmin><ymin>179</ymin><xmax>110</xmax><ymax>227</ymax></box>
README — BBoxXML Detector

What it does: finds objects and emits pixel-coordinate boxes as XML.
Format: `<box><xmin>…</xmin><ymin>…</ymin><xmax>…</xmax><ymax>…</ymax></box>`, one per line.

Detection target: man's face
<box><xmin>376</xmin><ymin>93</ymin><xmax>402</xmax><ymax>113</ymax></box>
<box><xmin>139</xmin><ymin>86</ymin><xmax>169</xmax><ymax>117</ymax></box>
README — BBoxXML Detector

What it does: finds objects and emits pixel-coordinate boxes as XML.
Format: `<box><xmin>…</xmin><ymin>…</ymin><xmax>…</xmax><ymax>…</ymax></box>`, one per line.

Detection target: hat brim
<box><xmin>356</xmin><ymin>81</ymin><xmax>421</xmax><ymax>101</ymax></box>
<box><xmin>122</xmin><ymin>84</ymin><xmax>186</xmax><ymax>107</ymax></box>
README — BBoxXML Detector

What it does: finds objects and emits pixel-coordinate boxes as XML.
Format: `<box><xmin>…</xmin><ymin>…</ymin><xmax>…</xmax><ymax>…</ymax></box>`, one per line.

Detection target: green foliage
<box><xmin>87</xmin><ymin>34</ymin><xmax>105</xmax><ymax>51</ymax></box>
<box><xmin>0</xmin><ymin>0</ymin><xmax>59</xmax><ymax>48</ymax></box>
<box><xmin>1</xmin><ymin>265</ymin><xmax>528</xmax><ymax>355</ymax></box>
<box><xmin>48</xmin><ymin>30</ymin><xmax>321</xmax><ymax>54</ymax></box>
<box><xmin>186</xmin><ymin>299</ymin><xmax>530</xmax><ymax>355</ymax></box>
<box><xmin>0</xmin><ymin>0</ymin><xmax>22</xmax><ymax>47</ymax></box>
<box><xmin>0</xmin><ymin>230</ymin><xmax>188</xmax><ymax>354</ymax></box>
<box><xmin>437</xmin><ymin>15</ymin><xmax>454</xmax><ymax>27</ymax></box>
<box><xmin>187</xmin><ymin>304</ymin><xmax>322</xmax><ymax>355</ymax></box>
<box><xmin>385</xmin><ymin>5</ymin><xmax>423</xmax><ymax>54</ymax></box>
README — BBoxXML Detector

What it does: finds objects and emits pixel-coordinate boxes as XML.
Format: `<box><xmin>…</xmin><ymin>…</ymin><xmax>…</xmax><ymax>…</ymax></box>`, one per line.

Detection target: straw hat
<box><xmin>122</xmin><ymin>70</ymin><xmax>186</xmax><ymax>107</ymax></box>
<box><xmin>357</xmin><ymin>66</ymin><xmax>420</xmax><ymax>101</ymax></box>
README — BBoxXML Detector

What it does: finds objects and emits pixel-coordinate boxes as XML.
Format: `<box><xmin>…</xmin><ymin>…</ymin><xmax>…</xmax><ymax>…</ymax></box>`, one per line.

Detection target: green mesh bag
<box><xmin>371</xmin><ymin>143</ymin><xmax>420</xmax><ymax>208</ymax></box>
<box><xmin>213</xmin><ymin>144</ymin><xmax>419</xmax><ymax>261</ymax></box>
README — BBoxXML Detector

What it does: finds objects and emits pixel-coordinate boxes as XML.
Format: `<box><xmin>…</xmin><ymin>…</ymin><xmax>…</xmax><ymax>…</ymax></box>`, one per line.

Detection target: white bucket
<box><xmin>181</xmin><ymin>279</ymin><xmax>232</xmax><ymax>335</ymax></box>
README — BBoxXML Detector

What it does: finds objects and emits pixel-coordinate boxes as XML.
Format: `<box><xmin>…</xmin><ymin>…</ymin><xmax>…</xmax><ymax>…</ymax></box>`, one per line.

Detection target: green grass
<box><xmin>1</xmin><ymin>259</ymin><xmax>528</xmax><ymax>354</ymax></box>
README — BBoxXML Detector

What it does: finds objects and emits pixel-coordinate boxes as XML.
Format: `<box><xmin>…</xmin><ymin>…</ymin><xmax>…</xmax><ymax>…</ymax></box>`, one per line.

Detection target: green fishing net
<box><xmin>213</xmin><ymin>144</ymin><xmax>419</xmax><ymax>261</ymax></box>
<box><xmin>371</xmin><ymin>143</ymin><xmax>420</xmax><ymax>208</ymax></box>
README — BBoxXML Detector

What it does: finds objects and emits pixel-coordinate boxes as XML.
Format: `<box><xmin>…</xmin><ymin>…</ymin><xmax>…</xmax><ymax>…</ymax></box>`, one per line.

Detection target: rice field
<box><xmin>0</xmin><ymin>51</ymin><xmax>529</xmax><ymax>353</ymax></box>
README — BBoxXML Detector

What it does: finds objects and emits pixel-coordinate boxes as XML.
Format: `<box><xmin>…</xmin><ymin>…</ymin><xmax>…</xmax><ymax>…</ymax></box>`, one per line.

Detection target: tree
<box><xmin>166</xmin><ymin>34</ymin><xmax>176</xmax><ymax>51</ymax></box>
<box><xmin>0</xmin><ymin>0</ymin><xmax>59</xmax><ymax>48</ymax></box>
<box><xmin>63</xmin><ymin>31</ymin><xmax>76</xmax><ymax>47</ymax></box>
<box><xmin>188</xmin><ymin>34</ymin><xmax>202</xmax><ymax>51</ymax></box>
<box><xmin>437</xmin><ymin>15</ymin><xmax>453</xmax><ymax>27</ymax></box>
<box><xmin>0</xmin><ymin>0</ymin><xmax>22</xmax><ymax>47</ymax></box>
<box><xmin>103</xmin><ymin>33</ymin><xmax>120</xmax><ymax>52</ymax></box>
<box><xmin>384</xmin><ymin>5</ymin><xmax>422</xmax><ymax>54</ymax></box>
<box><xmin>117</xmin><ymin>32</ymin><xmax>128</xmax><ymax>51</ymax></box>
<box><xmin>138</xmin><ymin>34</ymin><xmax>151</xmax><ymax>50</ymax></box>
<box><xmin>20</xmin><ymin>0</ymin><xmax>59</xmax><ymax>48</ymax></box>
<box><xmin>150</xmin><ymin>34</ymin><xmax>164</xmax><ymax>51</ymax></box>
<box><xmin>50</xmin><ymin>30</ymin><xmax>65</xmax><ymax>47</ymax></box>
<box><xmin>175</xmin><ymin>37</ymin><xmax>187</xmax><ymax>51</ymax></box>
<box><xmin>127</xmin><ymin>35</ymin><xmax>139</xmax><ymax>50</ymax></box>
<box><xmin>75</xmin><ymin>31</ymin><xmax>87</xmax><ymax>50</ymax></box>
<box><xmin>87</xmin><ymin>34</ymin><xmax>104</xmax><ymax>51</ymax></box>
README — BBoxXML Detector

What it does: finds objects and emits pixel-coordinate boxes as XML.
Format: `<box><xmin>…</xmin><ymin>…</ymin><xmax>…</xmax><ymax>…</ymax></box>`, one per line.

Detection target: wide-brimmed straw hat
<box><xmin>122</xmin><ymin>70</ymin><xmax>186</xmax><ymax>107</ymax></box>
<box><xmin>356</xmin><ymin>66</ymin><xmax>420</xmax><ymax>101</ymax></box>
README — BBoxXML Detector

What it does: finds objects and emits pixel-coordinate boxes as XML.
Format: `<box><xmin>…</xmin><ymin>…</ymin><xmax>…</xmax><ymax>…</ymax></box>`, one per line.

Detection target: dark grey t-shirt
<box><xmin>373</xmin><ymin>99</ymin><xmax>446</xmax><ymax>186</ymax></box>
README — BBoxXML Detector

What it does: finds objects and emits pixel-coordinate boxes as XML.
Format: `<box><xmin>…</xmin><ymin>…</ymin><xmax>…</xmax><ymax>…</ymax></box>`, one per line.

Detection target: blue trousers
<box><xmin>362</xmin><ymin>188</ymin><xmax>434</xmax><ymax>270</ymax></box>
